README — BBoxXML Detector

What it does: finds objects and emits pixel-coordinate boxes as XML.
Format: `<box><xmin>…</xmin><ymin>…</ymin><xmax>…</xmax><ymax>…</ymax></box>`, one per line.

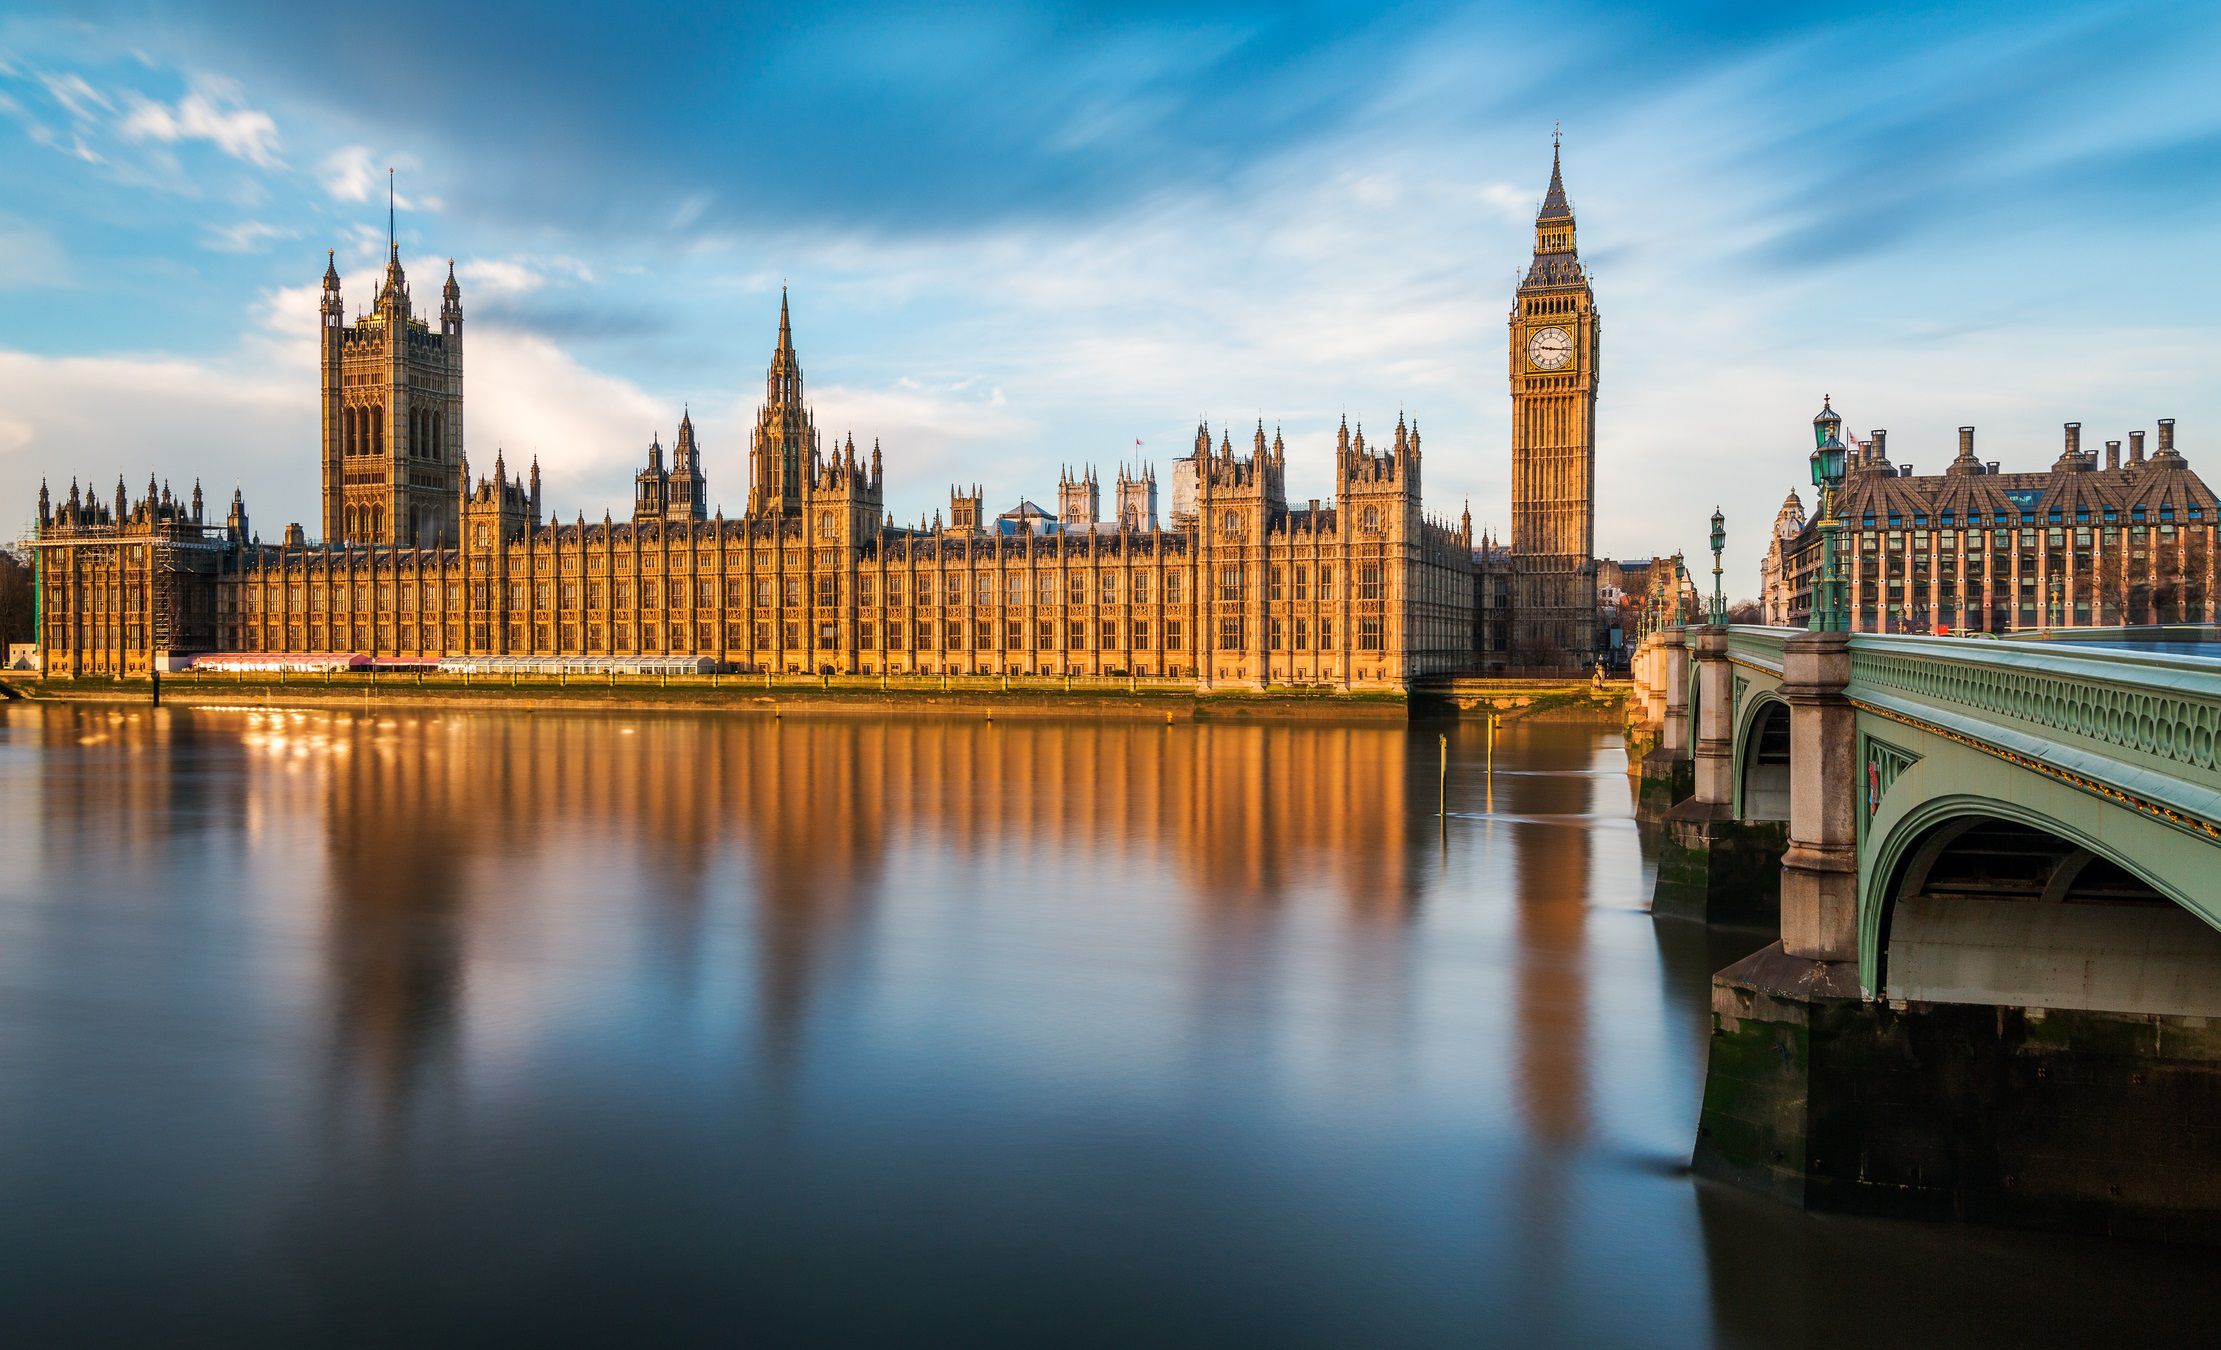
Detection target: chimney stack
<box><xmin>2106</xmin><ymin>439</ymin><xmax>2122</xmax><ymax>470</ymax></box>
<box><xmin>2130</xmin><ymin>430</ymin><xmax>2146</xmax><ymax>464</ymax></box>
<box><xmin>2065</xmin><ymin>422</ymin><xmax>2081</xmax><ymax>457</ymax></box>
<box><xmin>2158</xmin><ymin>417</ymin><xmax>2177</xmax><ymax>456</ymax></box>
<box><xmin>1871</xmin><ymin>429</ymin><xmax>1887</xmax><ymax>467</ymax></box>
<box><xmin>1958</xmin><ymin>426</ymin><xmax>1975</xmax><ymax>461</ymax></box>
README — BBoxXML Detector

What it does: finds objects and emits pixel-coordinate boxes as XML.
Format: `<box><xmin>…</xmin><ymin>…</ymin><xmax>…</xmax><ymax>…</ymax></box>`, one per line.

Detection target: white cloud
<box><xmin>462</xmin><ymin>325</ymin><xmax>670</xmax><ymax>511</ymax></box>
<box><xmin>318</xmin><ymin>144</ymin><xmax>378</xmax><ymax>202</ymax></box>
<box><xmin>204</xmin><ymin>220</ymin><xmax>295</xmax><ymax>254</ymax></box>
<box><xmin>37</xmin><ymin>71</ymin><xmax>111</xmax><ymax>123</ymax></box>
<box><xmin>0</xmin><ymin>347</ymin><xmax>308</xmax><ymax>537</ymax></box>
<box><xmin>456</xmin><ymin>258</ymin><xmax>544</xmax><ymax>300</ymax></box>
<box><xmin>318</xmin><ymin>145</ymin><xmax>432</xmax><ymax>210</ymax></box>
<box><xmin>118</xmin><ymin>75</ymin><xmax>281</xmax><ymax>168</ymax></box>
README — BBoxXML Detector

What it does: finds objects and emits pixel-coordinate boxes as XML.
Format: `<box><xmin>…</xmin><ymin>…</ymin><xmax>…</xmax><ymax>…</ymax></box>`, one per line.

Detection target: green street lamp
<box><xmin>1809</xmin><ymin>396</ymin><xmax>1850</xmax><ymax>633</ymax></box>
<box><xmin>1709</xmin><ymin>507</ymin><xmax>1726</xmax><ymax>625</ymax></box>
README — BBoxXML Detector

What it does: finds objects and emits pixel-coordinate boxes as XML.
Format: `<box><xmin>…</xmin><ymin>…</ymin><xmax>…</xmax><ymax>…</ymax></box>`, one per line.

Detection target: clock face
<box><xmin>1527</xmin><ymin>325</ymin><xmax>1573</xmax><ymax>370</ymax></box>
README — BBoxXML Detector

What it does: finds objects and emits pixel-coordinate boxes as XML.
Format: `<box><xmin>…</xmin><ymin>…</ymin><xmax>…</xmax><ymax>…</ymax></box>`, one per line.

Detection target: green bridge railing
<box><xmin>1846</xmin><ymin>635</ymin><xmax>2221</xmax><ymax>848</ymax></box>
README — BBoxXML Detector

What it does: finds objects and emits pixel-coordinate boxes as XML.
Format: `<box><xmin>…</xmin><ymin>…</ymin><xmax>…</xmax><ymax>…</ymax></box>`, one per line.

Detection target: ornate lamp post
<box><xmin>1709</xmin><ymin>507</ymin><xmax>1726</xmax><ymax>625</ymax></box>
<box><xmin>1808</xmin><ymin>398</ymin><xmax>1850</xmax><ymax>633</ymax></box>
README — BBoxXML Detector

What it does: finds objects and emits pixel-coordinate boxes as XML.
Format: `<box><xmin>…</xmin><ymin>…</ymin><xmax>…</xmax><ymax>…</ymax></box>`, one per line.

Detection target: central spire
<box><xmin>1523</xmin><ymin>131</ymin><xmax>1581</xmax><ymax>284</ymax></box>
<box><xmin>766</xmin><ymin>286</ymin><xmax>802</xmax><ymax>407</ymax></box>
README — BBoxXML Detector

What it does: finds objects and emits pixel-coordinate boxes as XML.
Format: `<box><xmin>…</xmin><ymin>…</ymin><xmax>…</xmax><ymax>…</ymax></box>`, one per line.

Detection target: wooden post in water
<box><xmin>1438</xmin><ymin>733</ymin><xmax>1447</xmax><ymax>819</ymax></box>
<box><xmin>1486</xmin><ymin>715</ymin><xmax>1496</xmax><ymax>814</ymax></box>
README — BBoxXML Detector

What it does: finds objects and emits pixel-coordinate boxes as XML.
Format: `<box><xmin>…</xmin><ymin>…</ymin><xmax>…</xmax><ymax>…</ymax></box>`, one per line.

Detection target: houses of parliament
<box><xmin>24</xmin><ymin>147</ymin><xmax>1605</xmax><ymax>688</ymax></box>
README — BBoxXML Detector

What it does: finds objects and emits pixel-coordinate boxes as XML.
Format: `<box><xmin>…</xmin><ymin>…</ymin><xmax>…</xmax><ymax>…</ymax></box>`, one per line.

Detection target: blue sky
<box><xmin>2</xmin><ymin>0</ymin><xmax>2218</xmax><ymax>589</ymax></box>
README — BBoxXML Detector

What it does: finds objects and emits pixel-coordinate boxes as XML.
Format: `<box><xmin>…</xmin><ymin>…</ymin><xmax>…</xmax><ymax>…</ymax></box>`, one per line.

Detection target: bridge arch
<box><xmin>1732</xmin><ymin>693</ymin><xmax>1790</xmax><ymax>822</ymax></box>
<box><xmin>1864</xmin><ymin>795</ymin><xmax>2221</xmax><ymax>1017</ymax></box>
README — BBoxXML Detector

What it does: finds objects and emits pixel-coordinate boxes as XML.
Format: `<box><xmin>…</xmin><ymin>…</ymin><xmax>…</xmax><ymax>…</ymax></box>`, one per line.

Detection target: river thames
<box><xmin>0</xmin><ymin>703</ymin><xmax>2208</xmax><ymax>1346</ymax></box>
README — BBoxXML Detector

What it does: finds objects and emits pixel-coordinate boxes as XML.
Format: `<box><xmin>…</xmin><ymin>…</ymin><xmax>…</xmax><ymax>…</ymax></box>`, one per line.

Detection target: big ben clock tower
<box><xmin>1508</xmin><ymin>132</ymin><xmax>1599</xmax><ymax>669</ymax></box>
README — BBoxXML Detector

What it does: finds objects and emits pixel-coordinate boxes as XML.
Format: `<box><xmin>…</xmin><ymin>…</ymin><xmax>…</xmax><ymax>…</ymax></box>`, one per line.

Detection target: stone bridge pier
<box><xmin>1634</xmin><ymin>628</ymin><xmax>1691</xmax><ymax>821</ymax></box>
<box><xmin>1682</xmin><ymin>624</ymin><xmax>2221</xmax><ymax>1243</ymax></box>
<box><xmin>1651</xmin><ymin>625</ymin><xmax>1789</xmax><ymax>925</ymax></box>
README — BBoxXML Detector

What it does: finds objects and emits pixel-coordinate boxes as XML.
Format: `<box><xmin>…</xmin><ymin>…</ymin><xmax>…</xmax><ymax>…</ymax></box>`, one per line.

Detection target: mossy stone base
<box><xmin>1652</xmin><ymin>806</ymin><xmax>1786</xmax><ymax>925</ymax></box>
<box><xmin>1635</xmin><ymin>747</ymin><xmax>1692</xmax><ymax>822</ymax></box>
<box><xmin>1695</xmin><ymin>943</ymin><xmax>2221</xmax><ymax>1243</ymax></box>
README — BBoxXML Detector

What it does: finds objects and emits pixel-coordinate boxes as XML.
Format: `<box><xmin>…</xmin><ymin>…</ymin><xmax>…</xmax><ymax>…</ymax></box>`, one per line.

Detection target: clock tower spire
<box><xmin>1507</xmin><ymin>129</ymin><xmax>1599</xmax><ymax>670</ymax></box>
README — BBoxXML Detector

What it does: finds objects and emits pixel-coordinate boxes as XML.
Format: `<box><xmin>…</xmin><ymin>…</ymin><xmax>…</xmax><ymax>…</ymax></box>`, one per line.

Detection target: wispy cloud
<box><xmin>204</xmin><ymin>219</ymin><xmax>295</xmax><ymax>253</ymax></box>
<box><xmin>118</xmin><ymin>74</ymin><xmax>281</xmax><ymax>167</ymax></box>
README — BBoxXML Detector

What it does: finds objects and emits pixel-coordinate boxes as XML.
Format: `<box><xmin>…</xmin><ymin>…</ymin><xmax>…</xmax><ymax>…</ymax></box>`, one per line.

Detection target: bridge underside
<box><xmin>1884</xmin><ymin>816</ymin><xmax>2221</xmax><ymax>1019</ymax></box>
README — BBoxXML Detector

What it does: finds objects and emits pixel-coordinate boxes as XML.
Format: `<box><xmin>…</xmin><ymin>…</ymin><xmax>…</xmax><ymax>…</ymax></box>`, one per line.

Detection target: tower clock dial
<box><xmin>1527</xmin><ymin>325</ymin><xmax>1573</xmax><ymax>371</ymax></box>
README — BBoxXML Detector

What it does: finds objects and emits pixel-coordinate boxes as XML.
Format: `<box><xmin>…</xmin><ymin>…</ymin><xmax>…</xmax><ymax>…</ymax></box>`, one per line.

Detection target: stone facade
<box><xmin>320</xmin><ymin>242</ymin><xmax>465</xmax><ymax>548</ymax></box>
<box><xmin>1507</xmin><ymin>136</ymin><xmax>1600</xmax><ymax>669</ymax></box>
<box><xmin>1760</xmin><ymin>400</ymin><xmax>2218</xmax><ymax>631</ymax></box>
<box><xmin>30</xmin><ymin>287</ymin><xmax>1478</xmax><ymax>690</ymax></box>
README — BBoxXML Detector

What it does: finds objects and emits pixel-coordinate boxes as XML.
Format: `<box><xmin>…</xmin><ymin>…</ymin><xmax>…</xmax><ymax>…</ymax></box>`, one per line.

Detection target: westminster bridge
<box><xmin>1624</xmin><ymin>624</ymin><xmax>2221</xmax><ymax>1241</ymax></box>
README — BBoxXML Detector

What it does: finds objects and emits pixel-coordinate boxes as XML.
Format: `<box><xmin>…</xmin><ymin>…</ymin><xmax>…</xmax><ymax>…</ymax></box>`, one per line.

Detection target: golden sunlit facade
<box><xmin>30</xmin><ymin>284</ymin><xmax>1479</xmax><ymax>690</ymax></box>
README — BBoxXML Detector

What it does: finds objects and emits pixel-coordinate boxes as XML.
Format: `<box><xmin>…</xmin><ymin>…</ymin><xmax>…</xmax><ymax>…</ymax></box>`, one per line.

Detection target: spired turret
<box><xmin>320</xmin><ymin>173</ymin><xmax>464</xmax><ymax>549</ymax></box>
<box><xmin>746</xmin><ymin>288</ymin><xmax>816</xmax><ymax>519</ymax></box>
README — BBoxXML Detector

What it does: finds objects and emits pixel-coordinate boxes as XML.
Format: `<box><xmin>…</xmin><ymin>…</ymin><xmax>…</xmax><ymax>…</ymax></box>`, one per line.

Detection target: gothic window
<box><xmin>1165</xmin><ymin>573</ymin><xmax>1184</xmax><ymax>604</ymax></box>
<box><xmin>1133</xmin><ymin>574</ymin><xmax>1150</xmax><ymax>604</ymax></box>
<box><xmin>1165</xmin><ymin>619</ymin><xmax>1184</xmax><ymax>650</ymax></box>
<box><xmin>1099</xmin><ymin>619</ymin><xmax>1117</xmax><ymax>649</ymax></box>
<box><xmin>1131</xmin><ymin>620</ymin><xmax>1149</xmax><ymax>648</ymax></box>
<box><xmin>1359</xmin><ymin>564</ymin><xmax>1382</xmax><ymax>600</ymax></box>
<box><xmin>1361</xmin><ymin>506</ymin><xmax>1380</xmax><ymax>531</ymax></box>
<box><xmin>1068</xmin><ymin>574</ymin><xmax>1085</xmax><ymax>605</ymax></box>
<box><xmin>1217</xmin><ymin>618</ymin><xmax>1242</xmax><ymax>650</ymax></box>
<box><xmin>1222</xmin><ymin>510</ymin><xmax>1239</xmax><ymax>533</ymax></box>
<box><xmin>1318</xmin><ymin>565</ymin><xmax>1334</xmax><ymax>599</ymax></box>
<box><xmin>1037</xmin><ymin>619</ymin><xmax>1055</xmax><ymax>649</ymax></box>
<box><xmin>1101</xmin><ymin>574</ymin><xmax>1118</xmax><ymax>603</ymax></box>
<box><xmin>1293</xmin><ymin>567</ymin><xmax>1308</xmax><ymax>601</ymax></box>
<box><xmin>1067</xmin><ymin>619</ymin><xmax>1086</xmax><ymax>649</ymax></box>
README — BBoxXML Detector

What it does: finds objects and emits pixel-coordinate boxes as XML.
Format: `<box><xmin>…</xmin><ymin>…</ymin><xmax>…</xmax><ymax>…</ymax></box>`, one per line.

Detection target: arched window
<box><xmin>1361</xmin><ymin>506</ymin><xmax>1380</xmax><ymax>531</ymax></box>
<box><xmin>1222</xmin><ymin>510</ymin><xmax>1238</xmax><ymax>533</ymax></box>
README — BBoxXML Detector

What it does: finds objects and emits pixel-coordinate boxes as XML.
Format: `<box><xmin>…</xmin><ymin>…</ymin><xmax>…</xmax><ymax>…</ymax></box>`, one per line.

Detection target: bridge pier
<box><xmin>1695</xmin><ymin>631</ymin><xmax>1865</xmax><ymax>1201</ymax></box>
<box><xmin>1693</xmin><ymin>629</ymin><xmax>2221</xmax><ymax>1241</ymax></box>
<box><xmin>1653</xmin><ymin>626</ymin><xmax>1784</xmax><ymax>924</ymax></box>
<box><xmin>1634</xmin><ymin>628</ymin><xmax>1692</xmax><ymax>821</ymax></box>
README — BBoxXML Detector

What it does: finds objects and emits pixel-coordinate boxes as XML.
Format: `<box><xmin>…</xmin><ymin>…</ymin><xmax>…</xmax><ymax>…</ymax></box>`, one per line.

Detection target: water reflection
<box><xmin>0</xmin><ymin>704</ymin><xmax>2210</xmax><ymax>1347</ymax></box>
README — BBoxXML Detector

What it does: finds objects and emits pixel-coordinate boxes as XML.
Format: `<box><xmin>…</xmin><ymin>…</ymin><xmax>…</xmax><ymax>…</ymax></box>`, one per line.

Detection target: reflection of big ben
<box><xmin>1509</xmin><ymin>132</ymin><xmax>1599</xmax><ymax>669</ymax></box>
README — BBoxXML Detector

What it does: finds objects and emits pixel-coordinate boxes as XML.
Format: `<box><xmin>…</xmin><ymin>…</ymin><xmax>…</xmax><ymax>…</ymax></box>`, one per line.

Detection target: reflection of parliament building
<box><xmin>26</xmin><ymin>146</ymin><xmax>1609</xmax><ymax>684</ymax></box>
